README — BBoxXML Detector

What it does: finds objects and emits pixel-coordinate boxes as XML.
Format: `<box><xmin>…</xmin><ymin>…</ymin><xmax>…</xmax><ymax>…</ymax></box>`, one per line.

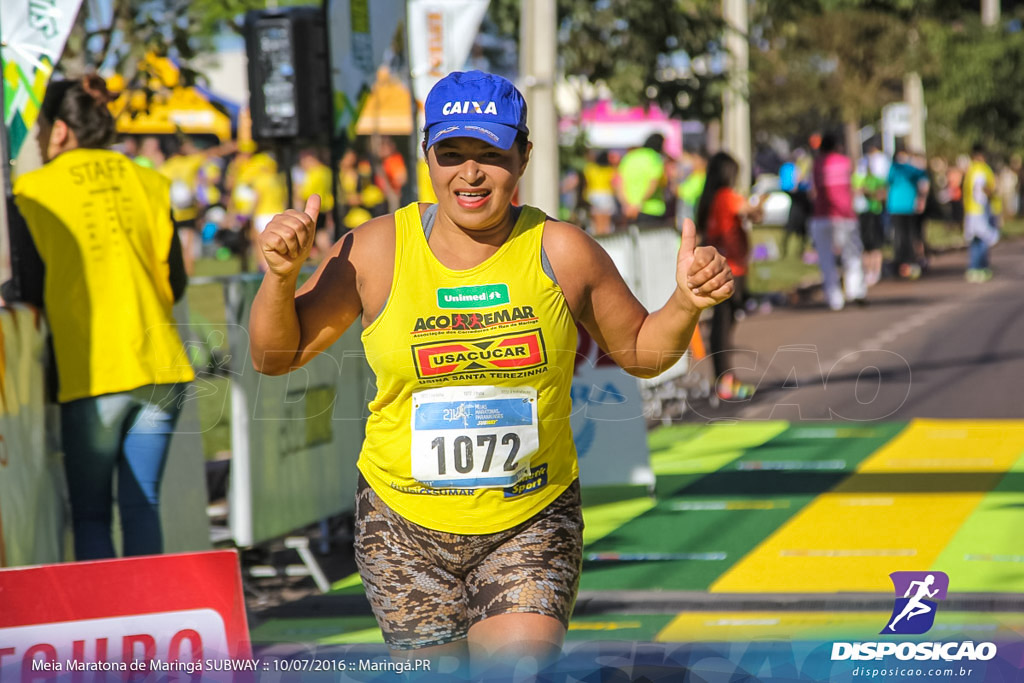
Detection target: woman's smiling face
<box><xmin>426</xmin><ymin>136</ymin><xmax>531</xmax><ymax>231</ymax></box>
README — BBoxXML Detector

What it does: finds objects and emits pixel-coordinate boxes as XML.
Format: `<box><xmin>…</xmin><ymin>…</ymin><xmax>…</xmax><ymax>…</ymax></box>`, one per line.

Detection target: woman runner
<box><xmin>249</xmin><ymin>71</ymin><xmax>734</xmax><ymax>672</ymax></box>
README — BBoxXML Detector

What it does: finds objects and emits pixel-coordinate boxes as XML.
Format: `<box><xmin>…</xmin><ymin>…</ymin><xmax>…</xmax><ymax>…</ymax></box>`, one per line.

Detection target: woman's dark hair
<box><xmin>695</xmin><ymin>151</ymin><xmax>739</xmax><ymax>234</ymax></box>
<box><xmin>40</xmin><ymin>75</ymin><xmax>117</xmax><ymax>149</ymax></box>
<box><xmin>643</xmin><ymin>133</ymin><xmax>665</xmax><ymax>154</ymax></box>
<box><xmin>819</xmin><ymin>131</ymin><xmax>841</xmax><ymax>154</ymax></box>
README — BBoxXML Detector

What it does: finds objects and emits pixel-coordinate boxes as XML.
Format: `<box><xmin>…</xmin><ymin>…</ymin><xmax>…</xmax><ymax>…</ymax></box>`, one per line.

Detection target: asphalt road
<box><xmin>691</xmin><ymin>237</ymin><xmax>1024</xmax><ymax>422</ymax></box>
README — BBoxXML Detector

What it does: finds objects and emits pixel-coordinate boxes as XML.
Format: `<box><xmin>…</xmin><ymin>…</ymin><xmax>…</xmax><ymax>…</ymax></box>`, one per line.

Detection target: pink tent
<box><xmin>560</xmin><ymin>100</ymin><xmax>684</xmax><ymax>158</ymax></box>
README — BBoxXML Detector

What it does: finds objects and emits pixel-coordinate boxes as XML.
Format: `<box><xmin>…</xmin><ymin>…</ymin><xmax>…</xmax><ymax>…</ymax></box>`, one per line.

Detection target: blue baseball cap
<box><xmin>423</xmin><ymin>71</ymin><xmax>529</xmax><ymax>150</ymax></box>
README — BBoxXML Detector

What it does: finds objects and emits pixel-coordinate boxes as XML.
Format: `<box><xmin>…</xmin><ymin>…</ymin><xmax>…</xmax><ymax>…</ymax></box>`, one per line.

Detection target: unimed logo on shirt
<box><xmin>436</xmin><ymin>284</ymin><xmax>510</xmax><ymax>309</ymax></box>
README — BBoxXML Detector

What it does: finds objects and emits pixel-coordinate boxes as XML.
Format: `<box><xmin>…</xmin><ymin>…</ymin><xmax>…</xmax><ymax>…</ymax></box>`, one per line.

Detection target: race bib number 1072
<box><xmin>410</xmin><ymin>386</ymin><xmax>539</xmax><ymax>489</ymax></box>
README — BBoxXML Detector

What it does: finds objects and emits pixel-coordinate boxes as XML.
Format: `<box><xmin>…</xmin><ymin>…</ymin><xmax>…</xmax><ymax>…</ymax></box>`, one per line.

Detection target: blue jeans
<box><xmin>968</xmin><ymin>236</ymin><xmax>989</xmax><ymax>270</ymax></box>
<box><xmin>60</xmin><ymin>383</ymin><xmax>188</xmax><ymax>560</ymax></box>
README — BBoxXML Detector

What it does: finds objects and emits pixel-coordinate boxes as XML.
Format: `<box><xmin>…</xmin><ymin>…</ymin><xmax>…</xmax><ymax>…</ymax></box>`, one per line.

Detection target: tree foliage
<box><xmin>925</xmin><ymin>19</ymin><xmax>1024</xmax><ymax>159</ymax></box>
<box><xmin>750</xmin><ymin>5</ymin><xmax>924</xmax><ymax>144</ymax></box>
<box><xmin>751</xmin><ymin>0</ymin><xmax>1024</xmax><ymax>157</ymax></box>
<box><xmin>61</xmin><ymin>0</ymin><xmax>305</xmax><ymax>87</ymax></box>
<box><xmin>490</xmin><ymin>0</ymin><xmax>727</xmax><ymax>120</ymax></box>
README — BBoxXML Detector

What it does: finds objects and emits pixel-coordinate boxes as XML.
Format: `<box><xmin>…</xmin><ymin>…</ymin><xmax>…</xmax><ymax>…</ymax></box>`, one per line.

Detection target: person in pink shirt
<box><xmin>810</xmin><ymin>132</ymin><xmax>866</xmax><ymax>311</ymax></box>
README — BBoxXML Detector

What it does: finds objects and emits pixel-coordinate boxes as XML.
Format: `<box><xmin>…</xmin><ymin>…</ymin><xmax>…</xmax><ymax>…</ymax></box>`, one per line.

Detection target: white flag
<box><xmin>1</xmin><ymin>0</ymin><xmax>84</xmax><ymax>159</ymax></box>
<box><xmin>407</xmin><ymin>0</ymin><xmax>490</xmax><ymax>105</ymax></box>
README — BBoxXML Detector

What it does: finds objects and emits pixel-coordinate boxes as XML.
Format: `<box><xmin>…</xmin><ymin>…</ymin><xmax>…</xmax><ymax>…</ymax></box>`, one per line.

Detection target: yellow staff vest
<box><xmin>14</xmin><ymin>148</ymin><xmax>194</xmax><ymax>402</ymax></box>
<box><xmin>359</xmin><ymin>202</ymin><xmax>579</xmax><ymax>533</ymax></box>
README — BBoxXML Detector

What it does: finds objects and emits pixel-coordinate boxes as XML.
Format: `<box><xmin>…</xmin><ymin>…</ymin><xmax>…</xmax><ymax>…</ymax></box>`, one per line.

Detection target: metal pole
<box><xmin>518</xmin><ymin>0</ymin><xmax>559</xmax><ymax>215</ymax></box>
<box><xmin>982</xmin><ymin>0</ymin><xmax>1000</xmax><ymax>27</ymax></box>
<box><xmin>722</xmin><ymin>0</ymin><xmax>751</xmax><ymax>192</ymax></box>
<box><xmin>904</xmin><ymin>72</ymin><xmax>926</xmax><ymax>153</ymax></box>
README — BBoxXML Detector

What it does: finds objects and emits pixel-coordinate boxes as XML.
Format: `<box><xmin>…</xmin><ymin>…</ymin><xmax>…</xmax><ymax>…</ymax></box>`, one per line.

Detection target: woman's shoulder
<box><xmin>539</xmin><ymin>216</ymin><xmax>603</xmax><ymax>263</ymax></box>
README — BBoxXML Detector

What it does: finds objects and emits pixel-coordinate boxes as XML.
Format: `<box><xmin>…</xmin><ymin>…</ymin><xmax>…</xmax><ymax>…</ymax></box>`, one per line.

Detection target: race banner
<box><xmin>0</xmin><ymin>551</ymin><xmax>250</xmax><ymax>681</ymax></box>
<box><xmin>326</xmin><ymin>0</ymin><xmax>405</xmax><ymax>139</ymax></box>
<box><xmin>407</xmin><ymin>0</ymin><xmax>490</xmax><ymax>104</ymax></box>
<box><xmin>0</xmin><ymin>0</ymin><xmax>84</xmax><ymax>160</ymax></box>
<box><xmin>571</xmin><ymin>325</ymin><xmax>654</xmax><ymax>489</ymax></box>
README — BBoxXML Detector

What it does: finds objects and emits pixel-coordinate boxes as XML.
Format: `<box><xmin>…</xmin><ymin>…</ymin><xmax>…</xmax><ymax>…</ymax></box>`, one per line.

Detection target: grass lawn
<box><xmin>748</xmin><ymin>227</ymin><xmax>821</xmax><ymax>295</ymax></box>
<box><xmin>747</xmin><ymin>217</ymin><xmax>1024</xmax><ymax>296</ymax></box>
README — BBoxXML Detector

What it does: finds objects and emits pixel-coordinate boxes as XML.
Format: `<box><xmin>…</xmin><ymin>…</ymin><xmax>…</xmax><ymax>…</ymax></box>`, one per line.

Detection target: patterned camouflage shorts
<box><xmin>353</xmin><ymin>476</ymin><xmax>584</xmax><ymax>650</ymax></box>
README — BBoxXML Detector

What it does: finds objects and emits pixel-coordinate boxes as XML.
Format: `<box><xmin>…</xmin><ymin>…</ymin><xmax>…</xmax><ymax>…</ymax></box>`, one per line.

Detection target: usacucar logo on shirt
<box><xmin>412</xmin><ymin>329</ymin><xmax>547</xmax><ymax>379</ymax></box>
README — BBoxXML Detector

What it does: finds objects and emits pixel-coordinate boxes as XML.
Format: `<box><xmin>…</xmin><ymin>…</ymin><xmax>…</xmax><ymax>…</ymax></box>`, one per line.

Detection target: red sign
<box><xmin>0</xmin><ymin>551</ymin><xmax>250</xmax><ymax>681</ymax></box>
<box><xmin>413</xmin><ymin>329</ymin><xmax>547</xmax><ymax>378</ymax></box>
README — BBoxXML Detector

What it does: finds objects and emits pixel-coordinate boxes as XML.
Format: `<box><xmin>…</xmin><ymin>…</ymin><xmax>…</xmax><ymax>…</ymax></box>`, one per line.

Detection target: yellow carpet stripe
<box><xmin>710</xmin><ymin>420</ymin><xmax>1024</xmax><ymax>593</ymax></box>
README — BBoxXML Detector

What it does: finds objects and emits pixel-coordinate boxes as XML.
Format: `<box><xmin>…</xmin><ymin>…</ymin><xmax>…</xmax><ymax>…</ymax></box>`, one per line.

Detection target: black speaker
<box><xmin>244</xmin><ymin>7</ymin><xmax>331</xmax><ymax>140</ymax></box>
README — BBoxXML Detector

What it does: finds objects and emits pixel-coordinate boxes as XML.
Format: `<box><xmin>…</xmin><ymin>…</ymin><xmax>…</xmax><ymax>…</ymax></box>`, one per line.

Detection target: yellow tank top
<box><xmin>14</xmin><ymin>148</ymin><xmax>195</xmax><ymax>402</ymax></box>
<box><xmin>359</xmin><ymin>202</ymin><xmax>579</xmax><ymax>534</ymax></box>
<box><xmin>964</xmin><ymin>161</ymin><xmax>995</xmax><ymax>217</ymax></box>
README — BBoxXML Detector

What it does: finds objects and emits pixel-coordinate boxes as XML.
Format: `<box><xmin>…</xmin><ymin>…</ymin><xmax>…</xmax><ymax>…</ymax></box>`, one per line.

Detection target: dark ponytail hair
<box><xmin>40</xmin><ymin>74</ymin><xmax>117</xmax><ymax>149</ymax></box>
<box><xmin>695</xmin><ymin>151</ymin><xmax>739</xmax><ymax>235</ymax></box>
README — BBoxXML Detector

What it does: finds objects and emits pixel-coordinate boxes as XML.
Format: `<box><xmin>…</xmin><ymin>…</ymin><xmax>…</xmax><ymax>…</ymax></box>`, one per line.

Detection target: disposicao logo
<box><xmin>883</xmin><ymin>571</ymin><xmax>947</xmax><ymax>635</ymax></box>
<box><xmin>831</xmin><ymin>571</ymin><xmax>997</xmax><ymax>663</ymax></box>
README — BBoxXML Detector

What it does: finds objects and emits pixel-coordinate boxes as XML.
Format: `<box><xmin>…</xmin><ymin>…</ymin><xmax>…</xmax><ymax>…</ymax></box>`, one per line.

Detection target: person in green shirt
<box><xmin>677</xmin><ymin>148</ymin><xmax>707</xmax><ymax>228</ymax></box>
<box><xmin>614</xmin><ymin>133</ymin><xmax>668</xmax><ymax>225</ymax></box>
<box><xmin>852</xmin><ymin>163</ymin><xmax>886</xmax><ymax>287</ymax></box>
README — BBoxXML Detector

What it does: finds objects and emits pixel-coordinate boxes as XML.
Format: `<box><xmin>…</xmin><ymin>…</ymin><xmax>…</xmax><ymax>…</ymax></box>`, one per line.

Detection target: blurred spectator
<box><xmin>338</xmin><ymin>147</ymin><xmax>386</xmax><ymax>230</ymax></box>
<box><xmin>559</xmin><ymin>165</ymin><xmax>581</xmax><ymax>223</ymax></box>
<box><xmin>295</xmin><ymin>148</ymin><xmax>335</xmax><ymax>256</ymax></box>
<box><xmin>852</xmin><ymin>154</ymin><xmax>886</xmax><ymax>287</ymax></box>
<box><xmin>912</xmin><ymin>150</ymin><xmax>937</xmax><ymax>269</ymax></box>
<box><xmin>864</xmin><ymin>138</ymin><xmax>891</xmax><ymax>184</ymax></box>
<box><xmin>160</xmin><ymin>137</ymin><xmax>205</xmax><ymax>274</ymax></box>
<box><xmin>887</xmin><ymin>146</ymin><xmax>929</xmax><ymax>280</ymax></box>
<box><xmin>963</xmin><ymin>144</ymin><xmax>998</xmax><ymax>283</ymax></box>
<box><xmin>929</xmin><ymin>156</ymin><xmax>952</xmax><ymax>226</ymax></box>
<box><xmin>196</xmin><ymin>154</ymin><xmax>224</xmax><ymax>212</ymax></box>
<box><xmin>779</xmin><ymin>147</ymin><xmax>812</xmax><ymax>258</ymax></box>
<box><xmin>4</xmin><ymin>76</ymin><xmax>193</xmax><ymax>560</ymax></box>
<box><xmin>224</xmin><ymin>144</ymin><xmax>286</xmax><ymax>271</ymax></box>
<box><xmin>810</xmin><ymin>132</ymin><xmax>865</xmax><ymax>310</ymax></box>
<box><xmin>376</xmin><ymin>136</ymin><xmax>408</xmax><ymax>212</ymax></box>
<box><xmin>676</xmin><ymin>148</ymin><xmax>707</xmax><ymax>229</ymax></box>
<box><xmin>359</xmin><ymin>156</ymin><xmax>388</xmax><ymax>218</ymax></box>
<box><xmin>614</xmin><ymin>133</ymin><xmax>668</xmax><ymax>226</ymax></box>
<box><xmin>249</xmin><ymin>151</ymin><xmax>287</xmax><ymax>270</ymax></box>
<box><xmin>582</xmin><ymin>150</ymin><xmax>617</xmax><ymax>235</ymax></box>
<box><xmin>948</xmin><ymin>155</ymin><xmax>967</xmax><ymax>227</ymax></box>
<box><xmin>696</xmin><ymin>151</ymin><xmax>763</xmax><ymax>399</ymax></box>
<box><xmin>135</xmin><ymin>135</ymin><xmax>164</xmax><ymax>169</ymax></box>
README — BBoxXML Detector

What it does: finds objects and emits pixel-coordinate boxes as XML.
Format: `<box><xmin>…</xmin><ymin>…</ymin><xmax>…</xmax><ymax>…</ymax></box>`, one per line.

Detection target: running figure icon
<box><xmin>888</xmin><ymin>574</ymin><xmax>939</xmax><ymax>632</ymax></box>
